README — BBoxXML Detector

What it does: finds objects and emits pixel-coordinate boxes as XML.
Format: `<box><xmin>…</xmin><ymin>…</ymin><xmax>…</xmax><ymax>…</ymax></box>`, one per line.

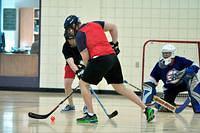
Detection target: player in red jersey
<box><xmin>64</xmin><ymin>15</ymin><xmax>155</xmax><ymax>123</ymax></box>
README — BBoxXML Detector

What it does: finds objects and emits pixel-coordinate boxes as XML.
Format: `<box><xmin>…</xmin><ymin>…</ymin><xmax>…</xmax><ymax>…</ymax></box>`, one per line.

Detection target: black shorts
<box><xmin>81</xmin><ymin>54</ymin><xmax>123</xmax><ymax>85</ymax></box>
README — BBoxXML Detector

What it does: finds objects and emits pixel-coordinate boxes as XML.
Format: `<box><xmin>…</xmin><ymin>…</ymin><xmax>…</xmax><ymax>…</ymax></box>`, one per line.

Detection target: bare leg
<box><xmin>112</xmin><ymin>83</ymin><xmax>146</xmax><ymax>110</ymax></box>
<box><xmin>64</xmin><ymin>78</ymin><xmax>74</xmax><ymax>105</ymax></box>
<box><xmin>79</xmin><ymin>79</ymin><xmax>94</xmax><ymax>113</ymax></box>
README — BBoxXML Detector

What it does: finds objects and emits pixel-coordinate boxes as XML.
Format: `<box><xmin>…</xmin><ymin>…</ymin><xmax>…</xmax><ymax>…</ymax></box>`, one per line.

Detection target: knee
<box><xmin>79</xmin><ymin>80</ymin><xmax>89</xmax><ymax>89</ymax></box>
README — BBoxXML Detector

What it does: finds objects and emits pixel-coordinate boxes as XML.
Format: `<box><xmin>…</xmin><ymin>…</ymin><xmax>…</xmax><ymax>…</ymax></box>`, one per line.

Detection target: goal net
<box><xmin>141</xmin><ymin>40</ymin><xmax>200</xmax><ymax>96</ymax></box>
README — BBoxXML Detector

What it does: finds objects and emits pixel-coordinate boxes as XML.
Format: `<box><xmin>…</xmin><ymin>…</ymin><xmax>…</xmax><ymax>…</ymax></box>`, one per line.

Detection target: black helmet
<box><xmin>64</xmin><ymin>15</ymin><xmax>80</xmax><ymax>29</ymax></box>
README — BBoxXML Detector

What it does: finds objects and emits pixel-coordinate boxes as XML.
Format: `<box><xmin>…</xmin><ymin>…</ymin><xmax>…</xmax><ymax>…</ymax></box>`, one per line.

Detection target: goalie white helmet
<box><xmin>159</xmin><ymin>44</ymin><xmax>176</xmax><ymax>68</ymax></box>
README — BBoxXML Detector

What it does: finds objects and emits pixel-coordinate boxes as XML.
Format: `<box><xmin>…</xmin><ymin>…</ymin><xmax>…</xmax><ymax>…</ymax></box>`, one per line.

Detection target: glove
<box><xmin>76</xmin><ymin>68</ymin><xmax>84</xmax><ymax>79</ymax></box>
<box><xmin>77</xmin><ymin>64</ymin><xmax>85</xmax><ymax>70</ymax></box>
<box><xmin>76</xmin><ymin>64</ymin><xmax>85</xmax><ymax>79</ymax></box>
<box><xmin>110</xmin><ymin>41</ymin><xmax>120</xmax><ymax>55</ymax></box>
<box><xmin>185</xmin><ymin>66</ymin><xmax>198</xmax><ymax>77</ymax></box>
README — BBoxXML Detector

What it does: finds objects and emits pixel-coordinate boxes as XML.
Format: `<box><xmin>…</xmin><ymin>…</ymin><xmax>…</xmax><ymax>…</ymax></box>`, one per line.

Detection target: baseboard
<box><xmin>0</xmin><ymin>87</ymin><xmax>141</xmax><ymax>96</ymax></box>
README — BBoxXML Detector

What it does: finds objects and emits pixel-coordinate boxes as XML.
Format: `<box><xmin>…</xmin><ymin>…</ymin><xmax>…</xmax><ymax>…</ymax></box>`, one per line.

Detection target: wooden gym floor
<box><xmin>0</xmin><ymin>90</ymin><xmax>199</xmax><ymax>133</ymax></box>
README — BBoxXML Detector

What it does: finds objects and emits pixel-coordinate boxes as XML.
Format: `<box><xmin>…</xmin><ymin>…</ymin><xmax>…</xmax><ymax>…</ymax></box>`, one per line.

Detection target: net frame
<box><xmin>141</xmin><ymin>40</ymin><xmax>200</xmax><ymax>96</ymax></box>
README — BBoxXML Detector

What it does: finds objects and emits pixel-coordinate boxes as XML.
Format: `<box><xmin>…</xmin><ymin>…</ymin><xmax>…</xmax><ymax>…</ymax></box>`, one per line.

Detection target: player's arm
<box><xmin>66</xmin><ymin>57</ymin><xmax>79</xmax><ymax>72</ymax></box>
<box><xmin>75</xmin><ymin>31</ymin><xmax>89</xmax><ymax>66</ymax></box>
<box><xmin>80</xmin><ymin>49</ymin><xmax>89</xmax><ymax>65</ymax></box>
<box><xmin>95</xmin><ymin>21</ymin><xmax>120</xmax><ymax>55</ymax></box>
<box><xmin>180</xmin><ymin>57</ymin><xmax>200</xmax><ymax>76</ymax></box>
<box><xmin>103</xmin><ymin>22</ymin><xmax>118</xmax><ymax>43</ymax></box>
<box><xmin>185</xmin><ymin>63</ymin><xmax>199</xmax><ymax>76</ymax></box>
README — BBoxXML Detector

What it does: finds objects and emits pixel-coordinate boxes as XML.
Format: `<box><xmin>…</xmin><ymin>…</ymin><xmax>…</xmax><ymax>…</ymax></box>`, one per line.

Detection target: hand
<box><xmin>185</xmin><ymin>66</ymin><xmax>196</xmax><ymax>77</ymax></box>
<box><xmin>76</xmin><ymin>68</ymin><xmax>84</xmax><ymax>79</ymax></box>
<box><xmin>110</xmin><ymin>41</ymin><xmax>120</xmax><ymax>55</ymax></box>
<box><xmin>77</xmin><ymin>64</ymin><xmax>85</xmax><ymax>70</ymax></box>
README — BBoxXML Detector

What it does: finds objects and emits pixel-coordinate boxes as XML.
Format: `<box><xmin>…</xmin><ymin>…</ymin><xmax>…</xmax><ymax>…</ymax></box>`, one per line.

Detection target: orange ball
<box><xmin>50</xmin><ymin>116</ymin><xmax>55</xmax><ymax>121</ymax></box>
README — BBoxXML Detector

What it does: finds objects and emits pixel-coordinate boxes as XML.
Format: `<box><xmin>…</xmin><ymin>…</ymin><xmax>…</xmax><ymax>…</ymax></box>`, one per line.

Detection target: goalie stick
<box><xmin>153</xmin><ymin>95</ymin><xmax>190</xmax><ymax>113</ymax></box>
<box><xmin>90</xmin><ymin>87</ymin><xmax>118</xmax><ymax>119</ymax></box>
<box><xmin>28</xmin><ymin>85</ymin><xmax>79</xmax><ymax>119</ymax></box>
<box><xmin>124</xmin><ymin>80</ymin><xmax>191</xmax><ymax>113</ymax></box>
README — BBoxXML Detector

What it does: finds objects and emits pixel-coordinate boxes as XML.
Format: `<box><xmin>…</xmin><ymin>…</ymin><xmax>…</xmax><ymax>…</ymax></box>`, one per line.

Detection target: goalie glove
<box><xmin>185</xmin><ymin>65</ymin><xmax>199</xmax><ymax>77</ymax></box>
<box><xmin>142</xmin><ymin>82</ymin><xmax>156</xmax><ymax>104</ymax></box>
<box><xmin>110</xmin><ymin>41</ymin><xmax>120</xmax><ymax>55</ymax></box>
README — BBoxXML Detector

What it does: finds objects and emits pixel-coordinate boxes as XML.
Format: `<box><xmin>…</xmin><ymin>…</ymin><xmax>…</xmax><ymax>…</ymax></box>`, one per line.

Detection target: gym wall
<box><xmin>40</xmin><ymin>0</ymin><xmax>200</xmax><ymax>92</ymax></box>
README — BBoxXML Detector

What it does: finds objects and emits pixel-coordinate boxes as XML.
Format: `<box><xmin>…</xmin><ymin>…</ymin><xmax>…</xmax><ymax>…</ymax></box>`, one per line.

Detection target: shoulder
<box><xmin>175</xmin><ymin>56</ymin><xmax>192</xmax><ymax>62</ymax></box>
<box><xmin>62</xmin><ymin>42</ymin><xmax>71</xmax><ymax>51</ymax></box>
<box><xmin>76</xmin><ymin>31</ymin><xmax>86</xmax><ymax>40</ymax></box>
<box><xmin>92</xmin><ymin>21</ymin><xmax>105</xmax><ymax>28</ymax></box>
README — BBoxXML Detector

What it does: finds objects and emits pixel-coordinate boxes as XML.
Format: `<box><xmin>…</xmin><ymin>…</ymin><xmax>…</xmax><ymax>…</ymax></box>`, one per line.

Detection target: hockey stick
<box><xmin>123</xmin><ymin>80</ymin><xmax>142</xmax><ymax>92</ymax></box>
<box><xmin>90</xmin><ymin>87</ymin><xmax>118</xmax><ymax>119</ymax></box>
<box><xmin>153</xmin><ymin>95</ymin><xmax>190</xmax><ymax>113</ymax></box>
<box><xmin>175</xmin><ymin>97</ymin><xmax>190</xmax><ymax>113</ymax></box>
<box><xmin>28</xmin><ymin>86</ymin><xmax>79</xmax><ymax>119</ymax></box>
<box><xmin>124</xmin><ymin>80</ymin><xmax>192</xmax><ymax>107</ymax></box>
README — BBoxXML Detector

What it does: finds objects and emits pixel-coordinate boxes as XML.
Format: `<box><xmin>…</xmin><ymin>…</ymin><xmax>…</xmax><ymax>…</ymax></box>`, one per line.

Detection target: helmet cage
<box><xmin>64</xmin><ymin>15</ymin><xmax>80</xmax><ymax>39</ymax></box>
<box><xmin>158</xmin><ymin>44</ymin><xmax>176</xmax><ymax>69</ymax></box>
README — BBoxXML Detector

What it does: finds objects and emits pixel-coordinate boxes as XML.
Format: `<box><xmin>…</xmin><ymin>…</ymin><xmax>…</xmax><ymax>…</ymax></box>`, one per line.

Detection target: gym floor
<box><xmin>0</xmin><ymin>91</ymin><xmax>199</xmax><ymax>133</ymax></box>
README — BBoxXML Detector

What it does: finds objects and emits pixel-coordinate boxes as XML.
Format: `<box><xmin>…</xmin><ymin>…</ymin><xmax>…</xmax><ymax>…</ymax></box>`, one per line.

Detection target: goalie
<box><xmin>142</xmin><ymin>44</ymin><xmax>200</xmax><ymax>113</ymax></box>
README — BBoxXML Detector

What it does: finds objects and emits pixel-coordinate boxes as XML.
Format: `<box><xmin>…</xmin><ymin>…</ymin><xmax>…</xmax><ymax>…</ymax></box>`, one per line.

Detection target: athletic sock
<box><xmin>88</xmin><ymin>112</ymin><xmax>94</xmax><ymax>116</ymax></box>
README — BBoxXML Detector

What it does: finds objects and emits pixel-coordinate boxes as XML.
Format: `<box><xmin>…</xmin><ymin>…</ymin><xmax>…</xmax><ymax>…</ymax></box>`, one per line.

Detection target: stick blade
<box><xmin>108</xmin><ymin>110</ymin><xmax>118</xmax><ymax>119</ymax></box>
<box><xmin>28</xmin><ymin>112</ymin><xmax>49</xmax><ymax>119</ymax></box>
<box><xmin>175</xmin><ymin>97</ymin><xmax>190</xmax><ymax>113</ymax></box>
<box><xmin>153</xmin><ymin>96</ymin><xmax>176</xmax><ymax>112</ymax></box>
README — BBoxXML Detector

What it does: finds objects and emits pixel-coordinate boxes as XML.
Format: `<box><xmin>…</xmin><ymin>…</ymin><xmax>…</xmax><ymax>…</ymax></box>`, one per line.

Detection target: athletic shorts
<box><xmin>64</xmin><ymin>65</ymin><xmax>75</xmax><ymax>79</ymax></box>
<box><xmin>81</xmin><ymin>54</ymin><xmax>123</xmax><ymax>85</ymax></box>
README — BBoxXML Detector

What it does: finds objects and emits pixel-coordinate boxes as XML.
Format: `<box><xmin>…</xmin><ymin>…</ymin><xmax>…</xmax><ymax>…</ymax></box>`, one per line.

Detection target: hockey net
<box><xmin>141</xmin><ymin>40</ymin><xmax>200</xmax><ymax>96</ymax></box>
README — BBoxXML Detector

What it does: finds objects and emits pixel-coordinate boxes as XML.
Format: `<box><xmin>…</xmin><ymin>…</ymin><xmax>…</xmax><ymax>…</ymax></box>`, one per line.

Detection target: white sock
<box><xmin>88</xmin><ymin>112</ymin><xmax>94</xmax><ymax>116</ymax></box>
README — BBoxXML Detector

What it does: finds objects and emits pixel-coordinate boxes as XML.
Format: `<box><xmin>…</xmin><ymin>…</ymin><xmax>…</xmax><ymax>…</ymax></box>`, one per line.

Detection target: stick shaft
<box><xmin>90</xmin><ymin>88</ymin><xmax>109</xmax><ymax>115</ymax></box>
<box><xmin>28</xmin><ymin>86</ymin><xmax>79</xmax><ymax>119</ymax></box>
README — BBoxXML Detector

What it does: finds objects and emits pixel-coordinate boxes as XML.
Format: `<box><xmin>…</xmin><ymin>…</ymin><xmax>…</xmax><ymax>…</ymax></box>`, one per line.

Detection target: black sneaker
<box><xmin>77</xmin><ymin>113</ymin><xmax>98</xmax><ymax>123</ymax></box>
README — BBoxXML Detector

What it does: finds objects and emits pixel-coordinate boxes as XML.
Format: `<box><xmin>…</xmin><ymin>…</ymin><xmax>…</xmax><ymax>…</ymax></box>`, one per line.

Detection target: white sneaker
<box><xmin>60</xmin><ymin>105</ymin><xmax>75</xmax><ymax>112</ymax></box>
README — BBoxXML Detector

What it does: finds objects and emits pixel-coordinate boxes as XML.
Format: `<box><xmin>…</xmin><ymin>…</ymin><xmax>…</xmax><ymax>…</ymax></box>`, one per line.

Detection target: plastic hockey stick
<box><xmin>153</xmin><ymin>95</ymin><xmax>190</xmax><ymax>113</ymax></box>
<box><xmin>175</xmin><ymin>97</ymin><xmax>190</xmax><ymax>113</ymax></box>
<box><xmin>28</xmin><ymin>86</ymin><xmax>79</xmax><ymax>119</ymax></box>
<box><xmin>124</xmin><ymin>80</ymin><xmax>191</xmax><ymax>113</ymax></box>
<box><xmin>123</xmin><ymin>80</ymin><xmax>142</xmax><ymax>92</ymax></box>
<box><xmin>90</xmin><ymin>87</ymin><xmax>118</xmax><ymax>119</ymax></box>
<box><xmin>153</xmin><ymin>96</ymin><xmax>176</xmax><ymax>112</ymax></box>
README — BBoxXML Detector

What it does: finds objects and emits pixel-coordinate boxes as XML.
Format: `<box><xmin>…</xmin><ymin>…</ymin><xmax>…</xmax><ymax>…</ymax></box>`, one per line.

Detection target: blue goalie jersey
<box><xmin>150</xmin><ymin>56</ymin><xmax>193</xmax><ymax>88</ymax></box>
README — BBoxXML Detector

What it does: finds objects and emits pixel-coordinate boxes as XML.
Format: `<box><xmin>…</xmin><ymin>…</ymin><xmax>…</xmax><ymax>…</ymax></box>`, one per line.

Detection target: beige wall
<box><xmin>40</xmin><ymin>0</ymin><xmax>200</xmax><ymax>92</ymax></box>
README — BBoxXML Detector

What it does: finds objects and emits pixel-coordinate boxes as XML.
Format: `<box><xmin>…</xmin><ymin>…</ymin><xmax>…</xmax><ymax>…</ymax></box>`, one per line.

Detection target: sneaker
<box><xmin>77</xmin><ymin>113</ymin><xmax>98</xmax><ymax>123</ymax></box>
<box><xmin>83</xmin><ymin>105</ymin><xmax>88</xmax><ymax>114</ymax></box>
<box><xmin>60</xmin><ymin>105</ymin><xmax>75</xmax><ymax>112</ymax></box>
<box><xmin>144</xmin><ymin>107</ymin><xmax>155</xmax><ymax>122</ymax></box>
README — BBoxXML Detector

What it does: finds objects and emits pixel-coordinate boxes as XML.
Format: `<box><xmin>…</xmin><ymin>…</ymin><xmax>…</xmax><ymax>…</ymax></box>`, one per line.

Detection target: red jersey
<box><xmin>76</xmin><ymin>21</ymin><xmax>115</xmax><ymax>59</ymax></box>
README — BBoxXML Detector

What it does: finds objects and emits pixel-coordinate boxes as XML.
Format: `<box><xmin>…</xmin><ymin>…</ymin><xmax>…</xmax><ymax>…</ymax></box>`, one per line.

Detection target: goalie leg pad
<box><xmin>142</xmin><ymin>82</ymin><xmax>156</xmax><ymax>104</ymax></box>
<box><xmin>188</xmin><ymin>74</ymin><xmax>200</xmax><ymax>113</ymax></box>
